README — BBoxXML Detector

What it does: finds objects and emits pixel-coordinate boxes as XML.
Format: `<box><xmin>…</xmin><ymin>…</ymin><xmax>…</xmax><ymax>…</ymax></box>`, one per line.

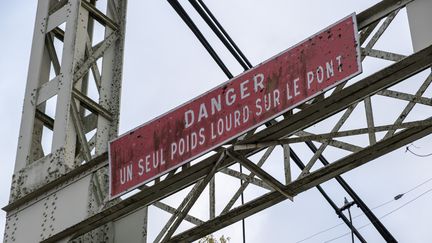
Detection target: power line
<box><xmin>405</xmin><ymin>144</ymin><xmax>432</xmax><ymax>157</ymax></box>
<box><xmin>295</xmin><ymin>199</ymin><xmax>394</xmax><ymax>243</ymax></box>
<box><xmin>295</xmin><ymin>221</ymin><xmax>347</xmax><ymax>243</ymax></box>
<box><xmin>381</xmin><ymin>188</ymin><xmax>432</xmax><ymax>218</ymax></box>
<box><xmin>323</xmin><ymin>187</ymin><xmax>432</xmax><ymax>243</ymax></box>
<box><xmin>295</xmin><ymin>176</ymin><xmax>432</xmax><ymax>243</ymax></box>
<box><xmin>404</xmin><ymin>177</ymin><xmax>432</xmax><ymax>194</ymax></box>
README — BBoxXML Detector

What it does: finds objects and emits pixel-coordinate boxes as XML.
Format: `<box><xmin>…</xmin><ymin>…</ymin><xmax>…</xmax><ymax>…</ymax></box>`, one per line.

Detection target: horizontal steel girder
<box><xmin>170</xmin><ymin>118</ymin><xmax>432</xmax><ymax>242</ymax></box>
<box><xmin>41</xmin><ymin>41</ymin><xmax>432</xmax><ymax>243</ymax></box>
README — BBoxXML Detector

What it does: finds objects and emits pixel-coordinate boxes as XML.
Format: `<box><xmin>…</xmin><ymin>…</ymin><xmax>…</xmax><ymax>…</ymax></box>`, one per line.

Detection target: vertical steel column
<box><xmin>407</xmin><ymin>0</ymin><xmax>432</xmax><ymax>52</ymax></box>
<box><xmin>5</xmin><ymin>0</ymin><xmax>128</xmax><ymax>242</ymax></box>
<box><xmin>95</xmin><ymin>0</ymin><xmax>126</xmax><ymax>155</ymax></box>
<box><xmin>89</xmin><ymin>0</ymin><xmax>127</xmax><ymax>212</ymax></box>
<box><xmin>50</xmin><ymin>0</ymin><xmax>88</xmax><ymax>167</ymax></box>
<box><xmin>13</xmin><ymin>0</ymin><xmax>55</xmax><ymax>174</ymax></box>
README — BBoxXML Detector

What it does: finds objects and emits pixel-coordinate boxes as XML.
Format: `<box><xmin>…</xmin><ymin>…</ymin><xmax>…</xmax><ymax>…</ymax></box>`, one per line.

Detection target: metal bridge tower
<box><xmin>3</xmin><ymin>0</ymin><xmax>432</xmax><ymax>242</ymax></box>
<box><xmin>4</xmin><ymin>0</ymin><xmax>126</xmax><ymax>241</ymax></box>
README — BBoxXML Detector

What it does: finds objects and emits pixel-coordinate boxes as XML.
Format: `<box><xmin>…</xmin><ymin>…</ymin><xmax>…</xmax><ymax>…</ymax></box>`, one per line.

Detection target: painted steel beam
<box><xmin>153</xmin><ymin>201</ymin><xmax>204</xmax><ymax>226</ymax></box>
<box><xmin>70</xmin><ymin>100</ymin><xmax>92</xmax><ymax>162</ymax></box>
<box><xmin>227</xmin><ymin>150</ymin><xmax>292</xmax><ymax>197</ymax></box>
<box><xmin>14</xmin><ymin>0</ymin><xmax>53</xmax><ymax>173</ymax></box>
<box><xmin>357</xmin><ymin>0</ymin><xmax>414</xmax><ymax>30</ymax></box>
<box><xmin>52</xmin><ymin>27</ymin><xmax>65</xmax><ymax>41</ymax></box>
<box><xmin>299</xmin><ymin>103</ymin><xmax>357</xmax><ymax>177</ymax></box>
<box><xmin>160</xmin><ymin>153</ymin><xmax>226</xmax><ymax>242</ymax></box>
<box><xmin>383</xmin><ymin>73</ymin><xmax>432</xmax><ymax>139</ymax></box>
<box><xmin>73</xmin><ymin>31</ymin><xmax>119</xmax><ymax>84</ymax></box>
<box><xmin>35</xmin><ymin>109</ymin><xmax>55</xmax><ymax>130</ymax></box>
<box><xmin>3</xmin><ymin>153</ymin><xmax>108</xmax><ymax>213</ymax></box>
<box><xmin>81</xmin><ymin>0</ymin><xmax>118</xmax><ymax>30</ymax></box>
<box><xmin>362</xmin><ymin>48</ymin><xmax>406</xmax><ymax>62</ymax></box>
<box><xmin>219</xmin><ymin>167</ymin><xmax>272</xmax><ymax>191</ymax></box>
<box><xmin>234</xmin><ymin>120</ymin><xmax>432</xmax><ymax>146</ymax></box>
<box><xmin>72</xmin><ymin>88</ymin><xmax>113</xmax><ymax>121</ymax></box>
<box><xmin>221</xmin><ymin>147</ymin><xmax>275</xmax><ymax>214</ymax></box>
<box><xmin>378</xmin><ymin>89</ymin><xmax>432</xmax><ymax>106</ymax></box>
<box><xmin>154</xmin><ymin>182</ymin><xmax>202</xmax><ymax>243</ymax></box>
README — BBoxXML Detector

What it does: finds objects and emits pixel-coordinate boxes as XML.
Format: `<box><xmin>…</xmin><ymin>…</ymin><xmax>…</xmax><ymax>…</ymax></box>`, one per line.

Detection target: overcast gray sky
<box><xmin>1</xmin><ymin>1</ymin><xmax>432</xmax><ymax>242</ymax></box>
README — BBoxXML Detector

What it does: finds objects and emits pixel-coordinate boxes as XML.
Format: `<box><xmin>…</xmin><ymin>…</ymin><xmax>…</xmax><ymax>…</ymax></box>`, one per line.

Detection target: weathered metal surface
<box><xmin>383</xmin><ymin>73</ymin><xmax>432</xmax><ymax>139</ymax></box>
<box><xmin>219</xmin><ymin>167</ymin><xmax>271</xmax><ymax>190</ymax></box>
<box><xmin>361</xmin><ymin>48</ymin><xmax>406</xmax><ymax>62</ymax></box>
<box><xmin>364</xmin><ymin>96</ymin><xmax>377</xmax><ymax>145</ymax></box>
<box><xmin>81</xmin><ymin>0</ymin><xmax>119</xmax><ymax>30</ymax></box>
<box><xmin>221</xmin><ymin>146</ymin><xmax>275</xmax><ymax>214</ymax></box>
<box><xmin>14</xmin><ymin>0</ymin><xmax>52</xmax><ymax>174</ymax></box>
<box><xmin>378</xmin><ymin>88</ymin><xmax>432</xmax><ymax>106</ymax></box>
<box><xmin>109</xmin><ymin>14</ymin><xmax>361</xmax><ymax>198</ymax></box>
<box><xmin>42</xmin><ymin>42</ymin><xmax>432</xmax><ymax>243</ymax></box>
<box><xmin>299</xmin><ymin>103</ymin><xmax>357</xmax><ymax>177</ymax></box>
<box><xmin>233</xmin><ymin>120</ymin><xmax>432</xmax><ymax>148</ymax></box>
<box><xmin>153</xmin><ymin>200</ymin><xmax>203</xmax><ymax>226</ymax></box>
<box><xmin>3</xmin><ymin>153</ymin><xmax>108</xmax><ymax>214</ymax></box>
<box><xmin>160</xmin><ymin>152</ymin><xmax>226</xmax><ymax>242</ymax></box>
<box><xmin>4</xmin><ymin>175</ymin><xmax>92</xmax><ymax>243</ymax></box>
<box><xmin>356</xmin><ymin>0</ymin><xmax>413</xmax><ymax>30</ymax></box>
<box><xmin>5</xmin><ymin>0</ymin><xmax>127</xmax><ymax>241</ymax></box>
<box><xmin>407</xmin><ymin>0</ymin><xmax>432</xmax><ymax>51</ymax></box>
<box><xmin>169</xmin><ymin>120</ymin><xmax>432</xmax><ymax>242</ymax></box>
<box><xmin>227</xmin><ymin>150</ymin><xmax>292</xmax><ymax>197</ymax></box>
<box><xmin>153</xmin><ymin>182</ymin><xmax>202</xmax><ymax>243</ymax></box>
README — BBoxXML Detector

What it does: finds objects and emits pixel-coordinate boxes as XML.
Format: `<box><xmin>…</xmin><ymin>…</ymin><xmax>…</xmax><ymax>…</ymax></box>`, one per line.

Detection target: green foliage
<box><xmin>198</xmin><ymin>234</ymin><xmax>231</xmax><ymax>243</ymax></box>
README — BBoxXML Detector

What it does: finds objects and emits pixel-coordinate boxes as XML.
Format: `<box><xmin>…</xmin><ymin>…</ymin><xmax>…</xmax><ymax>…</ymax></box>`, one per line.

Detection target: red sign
<box><xmin>109</xmin><ymin>14</ymin><xmax>361</xmax><ymax>198</ymax></box>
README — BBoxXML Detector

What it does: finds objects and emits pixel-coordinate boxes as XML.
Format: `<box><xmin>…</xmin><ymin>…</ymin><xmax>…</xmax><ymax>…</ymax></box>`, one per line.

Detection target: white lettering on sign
<box><xmin>308</xmin><ymin>55</ymin><xmax>342</xmax><ymax>89</ymax></box>
<box><xmin>184</xmin><ymin>73</ymin><xmax>265</xmax><ymax>129</ymax></box>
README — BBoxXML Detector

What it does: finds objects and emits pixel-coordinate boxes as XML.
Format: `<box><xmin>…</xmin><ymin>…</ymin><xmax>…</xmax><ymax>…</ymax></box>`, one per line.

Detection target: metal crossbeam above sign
<box><xmin>109</xmin><ymin>14</ymin><xmax>362</xmax><ymax>199</ymax></box>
